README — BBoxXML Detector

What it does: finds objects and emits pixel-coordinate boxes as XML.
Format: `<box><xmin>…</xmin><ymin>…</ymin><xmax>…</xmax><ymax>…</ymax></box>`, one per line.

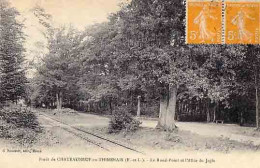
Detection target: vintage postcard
<box><xmin>0</xmin><ymin>0</ymin><xmax>260</xmax><ymax>168</ymax></box>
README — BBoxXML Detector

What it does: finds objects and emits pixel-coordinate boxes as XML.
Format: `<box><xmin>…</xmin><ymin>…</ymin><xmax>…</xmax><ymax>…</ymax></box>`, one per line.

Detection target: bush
<box><xmin>108</xmin><ymin>105</ymin><xmax>142</xmax><ymax>133</ymax></box>
<box><xmin>0</xmin><ymin>105</ymin><xmax>42</xmax><ymax>145</ymax></box>
<box><xmin>0</xmin><ymin>105</ymin><xmax>40</xmax><ymax>130</ymax></box>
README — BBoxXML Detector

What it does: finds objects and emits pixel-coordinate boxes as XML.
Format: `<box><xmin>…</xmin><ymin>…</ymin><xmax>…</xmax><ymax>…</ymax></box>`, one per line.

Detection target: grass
<box><xmin>84</xmin><ymin>126</ymin><xmax>260</xmax><ymax>153</ymax></box>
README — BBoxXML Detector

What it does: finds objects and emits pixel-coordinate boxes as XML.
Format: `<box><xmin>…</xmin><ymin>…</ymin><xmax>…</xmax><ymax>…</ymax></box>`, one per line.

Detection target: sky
<box><xmin>11</xmin><ymin>0</ymin><xmax>124</xmax><ymax>29</ymax></box>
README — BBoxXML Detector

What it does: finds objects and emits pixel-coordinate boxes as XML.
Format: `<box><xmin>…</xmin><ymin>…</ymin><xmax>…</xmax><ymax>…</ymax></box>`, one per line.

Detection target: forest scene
<box><xmin>0</xmin><ymin>0</ymin><xmax>260</xmax><ymax>160</ymax></box>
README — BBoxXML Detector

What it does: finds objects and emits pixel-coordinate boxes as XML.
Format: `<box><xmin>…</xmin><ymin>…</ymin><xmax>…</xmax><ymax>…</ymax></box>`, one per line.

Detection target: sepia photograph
<box><xmin>0</xmin><ymin>0</ymin><xmax>260</xmax><ymax>167</ymax></box>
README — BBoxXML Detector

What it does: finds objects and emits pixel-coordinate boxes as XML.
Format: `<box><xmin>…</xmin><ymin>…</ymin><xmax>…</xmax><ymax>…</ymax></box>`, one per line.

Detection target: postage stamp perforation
<box><xmin>185</xmin><ymin>0</ymin><xmax>188</xmax><ymax>44</ymax></box>
<box><xmin>222</xmin><ymin>0</ymin><xmax>225</xmax><ymax>44</ymax></box>
<box><xmin>186</xmin><ymin>0</ymin><xmax>260</xmax><ymax>44</ymax></box>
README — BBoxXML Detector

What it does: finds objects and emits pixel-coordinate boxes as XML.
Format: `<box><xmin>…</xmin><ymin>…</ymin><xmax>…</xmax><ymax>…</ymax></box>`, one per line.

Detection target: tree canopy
<box><xmin>27</xmin><ymin>0</ymin><xmax>260</xmax><ymax>130</ymax></box>
<box><xmin>0</xmin><ymin>0</ymin><xmax>26</xmax><ymax>103</ymax></box>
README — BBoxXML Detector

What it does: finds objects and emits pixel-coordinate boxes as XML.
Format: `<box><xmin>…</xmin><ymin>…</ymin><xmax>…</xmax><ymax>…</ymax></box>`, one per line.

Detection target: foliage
<box><xmin>0</xmin><ymin>0</ymin><xmax>27</xmax><ymax>103</ymax></box>
<box><xmin>31</xmin><ymin>26</ymin><xmax>85</xmax><ymax>108</ymax></box>
<box><xmin>108</xmin><ymin>105</ymin><xmax>142</xmax><ymax>133</ymax></box>
<box><xmin>0</xmin><ymin>105</ymin><xmax>40</xmax><ymax>130</ymax></box>
<box><xmin>0</xmin><ymin>104</ymin><xmax>42</xmax><ymax>145</ymax></box>
<box><xmin>27</xmin><ymin>0</ymin><xmax>259</xmax><ymax>127</ymax></box>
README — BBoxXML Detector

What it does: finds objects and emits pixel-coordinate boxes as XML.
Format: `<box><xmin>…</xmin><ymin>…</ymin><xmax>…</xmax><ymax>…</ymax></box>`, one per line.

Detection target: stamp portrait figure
<box><xmin>193</xmin><ymin>5</ymin><xmax>217</xmax><ymax>42</ymax></box>
<box><xmin>231</xmin><ymin>9</ymin><xmax>255</xmax><ymax>42</ymax></box>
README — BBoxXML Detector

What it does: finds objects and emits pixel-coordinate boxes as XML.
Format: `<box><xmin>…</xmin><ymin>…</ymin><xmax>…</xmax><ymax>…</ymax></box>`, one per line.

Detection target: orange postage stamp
<box><xmin>186</xmin><ymin>0</ymin><xmax>222</xmax><ymax>44</ymax></box>
<box><xmin>225</xmin><ymin>1</ymin><xmax>260</xmax><ymax>44</ymax></box>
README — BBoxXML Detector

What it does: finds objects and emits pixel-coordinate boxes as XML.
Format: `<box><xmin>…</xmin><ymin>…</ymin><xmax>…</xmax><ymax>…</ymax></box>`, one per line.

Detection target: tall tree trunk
<box><xmin>59</xmin><ymin>92</ymin><xmax>62</xmax><ymax>109</ymax></box>
<box><xmin>109</xmin><ymin>98</ymin><xmax>113</xmax><ymax>115</ymax></box>
<box><xmin>166</xmin><ymin>84</ymin><xmax>177</xmax><ymax>131</ymax></box>
<box><xmin>56</xmin><ymin>92</ymin><xmax>62</xmax><ymax>110</ymax></box>
<box><xmin>157</xmin><ymin>84</ymin><xmax>177</xmax><ymax>131</ymax></box>
<box><xmin>206</xmin><ymin>99</ymin><xmax>211</xmax><ymax>123</ymax></box>
<box><xmin>157</xmin><ymin>96</ymin><xmax>167</xmax><ymax>128</ymax></box>
<box><xmin>56</xmin><ymin>93</ymin><xmax>60</xmax><ymax>109</ymax></box>
<box><xmin>137</xmin><ymin>95</ymin><xmax>141</xmax><ymax>117</ymax></box>
<box><xmin>213</xmin><ymin>102</ymin><xmax>217</xmax><ymax>122</ymax></box>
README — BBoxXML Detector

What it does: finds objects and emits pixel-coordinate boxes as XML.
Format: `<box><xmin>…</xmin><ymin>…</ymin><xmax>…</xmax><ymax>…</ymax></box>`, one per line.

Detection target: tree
<box><xmin>35</xmin><ymin>27</ymin><xmax>85</xmax><ymax>109</ymax></box>
<box><xmin>0</xmin><ymin>0</ymin><xmax>26</xmax><ymax>103</ymax></box>
<box><xmin>232</xmin><ymin>45</ymin><xmax>260</xmax><ymax>129</ymax></box>
<box><xmin>115</xmin><ymin>0</ymin><xmax>188</xmax><ymax>131</ymax></box>
<box><xmin>81</xmin><ymin>0</ymin><xmax>195</xmax><ymax>131</ymax></box>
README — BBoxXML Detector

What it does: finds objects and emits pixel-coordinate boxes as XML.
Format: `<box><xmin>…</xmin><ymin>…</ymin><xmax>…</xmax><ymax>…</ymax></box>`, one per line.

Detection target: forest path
<box><xmin>48</xmin><ymin>110</ymin><xmax>260</xmax><ymax>147</ymax></box>
<box><xmin>35</xmin><ymin>110</ymin><xmax>144</xmax><ymax>155</ymax></box>
<box><xmin>34</xmin><ymin>108</ymin><xmax>260</xmax><ymax>149</ymax></box>
<box><xmin>141</xmin><ymin>119</ymin><xmax>260</xmax><ymax>146</ymax></box>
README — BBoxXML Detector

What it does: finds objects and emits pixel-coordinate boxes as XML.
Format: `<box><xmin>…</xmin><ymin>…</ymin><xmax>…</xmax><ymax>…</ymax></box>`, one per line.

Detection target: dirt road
<box><xmin>141</xmin><ymin>120</ymin><xmax>260</xmax><ymax>146</ymax></box>
<box><xmin>33</xmin><ymin>109</ymin><xmax>260</xmax><ymax>153</ymax></box>
<box><xmin>35</xmin><ymin>111</ymin><xmax>143</xmax><ymax>155</ymax></box>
